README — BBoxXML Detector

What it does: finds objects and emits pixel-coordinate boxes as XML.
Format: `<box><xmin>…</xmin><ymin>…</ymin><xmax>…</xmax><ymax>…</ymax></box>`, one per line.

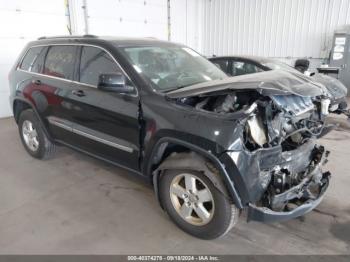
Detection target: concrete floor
<box><xmin>0</xmin><ymin>116</ymin><xmax>350</xmax><ymax>255</ymax></box>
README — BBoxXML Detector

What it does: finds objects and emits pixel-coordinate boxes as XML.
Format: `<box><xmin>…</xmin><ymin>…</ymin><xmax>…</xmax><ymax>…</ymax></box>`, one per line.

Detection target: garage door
<box><xmin>0</xmin><ymin>0</ymin><xmax>68</xmax><ymax>118</ymax></box>
<box><xmin>86</xmin><ymin>0</ymin><xmax>168</xmax><ymax>40</ymax></box>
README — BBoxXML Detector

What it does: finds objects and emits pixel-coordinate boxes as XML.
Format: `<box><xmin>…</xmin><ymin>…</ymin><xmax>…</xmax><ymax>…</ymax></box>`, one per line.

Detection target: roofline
<box><xmin>37</xmin><ymin>34</ymin><xmax>98</xmax><ymax>40</ymax></box>
<box><xmin>31</xmin><ymin>35</ymin><xmax>186</xmax><ymax>49</ymax></box>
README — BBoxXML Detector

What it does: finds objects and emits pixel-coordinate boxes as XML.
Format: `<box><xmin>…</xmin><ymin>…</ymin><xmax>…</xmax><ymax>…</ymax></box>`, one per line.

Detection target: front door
<box><xmin>60</xmin><ymin>45</ymin><xmax>140</xmax><ymax>171</ymax></box>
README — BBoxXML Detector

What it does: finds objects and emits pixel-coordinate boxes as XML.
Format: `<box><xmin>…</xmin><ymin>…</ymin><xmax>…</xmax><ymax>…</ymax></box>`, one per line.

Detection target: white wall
<box><xmin>0</xmin><ymin>0</ymin><xmax>170</xmax><ymax>118</ymax></box>
<box><xmin>0</xmin><ymin>0</ymin><xmax>69</xmax><ymax>118</ymax></box>
<box><xmin>70</xmin><ymin>0</ymin><xmax>169</xmax><ymax>39</ymax></box>
<box><xmin>170</xmin><ymin>0</ymin><xmax>203</xmax><ymax>52</ymax></box>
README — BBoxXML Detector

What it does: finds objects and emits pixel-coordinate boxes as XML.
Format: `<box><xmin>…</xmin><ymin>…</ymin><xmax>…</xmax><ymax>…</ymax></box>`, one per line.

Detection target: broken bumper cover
<box><xmin>247</xmin><ymin>174</ymin><xmax>330</xmax><ymax>223</ymax></box>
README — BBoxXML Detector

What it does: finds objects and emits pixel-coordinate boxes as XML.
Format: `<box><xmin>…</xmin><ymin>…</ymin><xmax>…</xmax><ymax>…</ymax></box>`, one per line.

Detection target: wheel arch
<box><xmin>13</xmin><ymin>98</ymin><xmax>53</xmax><ymax>141</ymax></box>
<box><xmin>147</xmin><ymin>137</ymin><xmax>243</xmax><ymax>209</ymax></box>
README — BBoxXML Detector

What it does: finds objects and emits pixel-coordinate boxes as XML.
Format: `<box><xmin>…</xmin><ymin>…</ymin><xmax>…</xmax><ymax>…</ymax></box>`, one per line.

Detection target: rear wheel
<box><xmin>18</xmin><ymin>109</ymin><xmax>56</xmax><ymax>159</ymax></box>
<box><xmin>159</xmin><ymin>169</ymin><xmax>238</xmax><ymax>239</ymax></box>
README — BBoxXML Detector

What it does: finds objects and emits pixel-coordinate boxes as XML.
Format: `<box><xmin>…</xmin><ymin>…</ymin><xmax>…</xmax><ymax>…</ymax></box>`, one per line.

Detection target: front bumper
<box><xmin>247</xmin><ymin>175</ymin><xmax>329</xmax><ymax>222</ymax></box>
<box><xmin>228</xmin><ymin>137</ymin><xmax>332</xmax><ymax>223</ymax></box>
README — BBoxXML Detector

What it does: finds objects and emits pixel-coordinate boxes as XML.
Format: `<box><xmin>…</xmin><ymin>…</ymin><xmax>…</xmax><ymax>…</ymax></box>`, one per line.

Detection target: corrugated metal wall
<box><xmin>201</xmin><ymin>0</ymin><xmax>350</xmax><ymax>59</ymax></box>
<box><xmin>170</xmin><ymin>0</ymin><xmax>204</xmax><ymax>51</ymax></box>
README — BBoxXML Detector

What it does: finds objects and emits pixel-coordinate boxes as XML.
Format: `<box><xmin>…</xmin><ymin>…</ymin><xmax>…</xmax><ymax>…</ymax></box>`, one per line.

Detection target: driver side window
<box><xmin>80</xmin><ymin>46</ymin><xmax>122</xmax><ymax>86</ymax></box>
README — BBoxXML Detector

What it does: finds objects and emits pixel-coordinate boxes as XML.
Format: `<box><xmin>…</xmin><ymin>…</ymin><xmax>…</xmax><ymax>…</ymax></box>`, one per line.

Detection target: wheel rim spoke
<box><xmin>31</xmin><ymin>129</ymin><xmax>38</xmax><ymax>138</ymax></box>
<box><xmin>194</xmin><ymin>203</ymin><xmax>211</xmax><ymax>222</ymax></box>
<box><xmin>171</xmin><ymin>184</ymin><xmax>186</xmax><ymax>199</ymax></box>
<box><xmin>24</xmin><ymin>121</ymin><xmax>30</xmax><ymax>131</ymax></box>
<box><xmin>22</xmin><ymin>120</ymin><xmax>39</xmax><ymax>152</ymax></box>
<box><xmin>180</xmin><ymin>203</ymin><xmax>193</xmax><ymax>218</ymax></box>
<box><xmin>185</xmin><ymin>174</ymin><xmax>197</xmax><ymax>192</ymax></box>
<box><xmin>23</xmin><ymin>129</ymin><xmax>29</xmax><ymax>136</ymax></box>
<box><xmin>170</xmin><ymin>173</ymin><xmax>215</xmax><ymax>226</ymax></box>
<box><xmin>32</xmin><ymin>137</ymin><xmax>39</xmax><ymax>148</ymax></box>
<box><xmin>197</xmin><ymin>189</ymin><xmax>211</xmax><ymax>203</ymax></box>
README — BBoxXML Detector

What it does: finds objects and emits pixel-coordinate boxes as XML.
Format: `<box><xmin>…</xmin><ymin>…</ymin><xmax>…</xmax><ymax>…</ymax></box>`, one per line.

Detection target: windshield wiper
<box><xmin>162</xmin><ymin>85</ymin><xmax>190</xmax><ymax>93</ymax></box>
<box><xmin>163</xmin><ymin>81</ymin><xmax>204</xmax><ymax>93</ymax></box>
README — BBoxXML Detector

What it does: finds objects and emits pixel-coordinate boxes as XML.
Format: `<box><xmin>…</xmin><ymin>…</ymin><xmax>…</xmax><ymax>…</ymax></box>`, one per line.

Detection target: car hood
<box><xmin>166</xmin><ymin>70</ymin><xmax>327</xmax><ymax>98</ymax></box>
<box><xmin>311</xmin><ymin>73</ymin><xmax>347</xmax><ymax>100</ymax></box>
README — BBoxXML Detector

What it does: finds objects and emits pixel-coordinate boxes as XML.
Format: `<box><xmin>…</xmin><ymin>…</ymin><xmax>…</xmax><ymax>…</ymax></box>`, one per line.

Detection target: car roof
<box><xmin>28</xmin><ymin>35</ymin><xmax>184</xmax><ymax>48</ymax></box>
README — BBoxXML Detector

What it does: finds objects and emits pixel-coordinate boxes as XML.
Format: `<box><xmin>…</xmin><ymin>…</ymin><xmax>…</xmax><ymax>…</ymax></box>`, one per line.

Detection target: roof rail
<box><xmin>37</xmin><ymin>35</ymin><xmax>98</xmax><ymax>40</ymax></box>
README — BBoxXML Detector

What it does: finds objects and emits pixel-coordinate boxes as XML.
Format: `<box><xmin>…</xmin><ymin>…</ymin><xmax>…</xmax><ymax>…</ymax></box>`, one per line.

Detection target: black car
<box><xmin>209</xmin><ymin>55</ymin><xmax>349</xmax><ymax>116</ymax></box>
<box><xmin>9</xmin><ymin>36</ymin><xmax>332</xmax><ymax>239</ymax></box>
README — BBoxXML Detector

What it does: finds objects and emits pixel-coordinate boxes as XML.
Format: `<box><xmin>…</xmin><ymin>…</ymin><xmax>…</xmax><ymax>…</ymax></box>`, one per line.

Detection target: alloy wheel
<box><xmin>22</xmin><ymin>120</ymin><xmax>39</xmax><ymax>152</ymax></box>
<box><xmin>169</xmin><ymin>173</ymin><xmax>215</xmax><ymax>226</ymax></box>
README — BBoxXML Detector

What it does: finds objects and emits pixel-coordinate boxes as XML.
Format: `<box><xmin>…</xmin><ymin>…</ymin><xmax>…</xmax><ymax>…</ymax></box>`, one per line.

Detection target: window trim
<box><xmin>17</xmin><ymin>43</ymin><xmax>137</xmax><ymax>95</ymax></box>
<box><xmin>78</xmin><ymin>45</ymin><xmax>122</xmax><ymax>87</ymax></box>
<box><xmin>19</xmin><ymin>46</ymin><xmax>48</xmax><ymax>73</ymax></box>
<box><xmin>43</xmin><ymin>45</ymin><xmax>79</xmax><ymax>81</ymax></box>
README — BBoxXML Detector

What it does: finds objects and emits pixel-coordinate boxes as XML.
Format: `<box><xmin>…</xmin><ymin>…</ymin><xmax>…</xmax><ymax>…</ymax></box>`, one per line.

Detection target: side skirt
<box><xmin>55</xmin><ymin>139</ymin><xmax>146</xmax><ymax>178</ymax></box>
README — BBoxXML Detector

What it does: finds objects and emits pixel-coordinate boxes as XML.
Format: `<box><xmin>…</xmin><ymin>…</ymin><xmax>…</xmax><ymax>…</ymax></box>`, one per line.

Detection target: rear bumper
<box><xmin>247</xmin><ymin>174</ymin><xmax>330</xmax><ymax>223</ymax></box>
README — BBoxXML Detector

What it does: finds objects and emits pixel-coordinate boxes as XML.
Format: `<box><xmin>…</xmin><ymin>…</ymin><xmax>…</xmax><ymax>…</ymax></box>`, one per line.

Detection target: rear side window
<box><xmin>79</xmin><ymin>46</ymin><xmax>121</xmax><ymax>86</ymax></box>
<box><xmin>43</xmin><ymin>46</ymin><xmax>77</xmax><ymax>80</ymax></box>
<box><xmin>20</xmin><ymin>46</ymin><xmax>48</xmax><ymax>73</ymax></box>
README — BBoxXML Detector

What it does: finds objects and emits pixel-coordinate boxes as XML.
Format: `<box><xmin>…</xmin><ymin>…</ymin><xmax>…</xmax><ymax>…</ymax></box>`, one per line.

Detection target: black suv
<box><xmin>9</xmin><ymin>36</ymin><xmax>331</xmax><ymax>239</ymax></box>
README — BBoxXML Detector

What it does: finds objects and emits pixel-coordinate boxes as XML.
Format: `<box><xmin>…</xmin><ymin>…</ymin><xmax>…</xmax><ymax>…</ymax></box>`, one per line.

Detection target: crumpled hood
<box><xmin>311</xmin><ymin>73</ymin><xmax>347</xmax><ymax>100</ymax></box>
<box><xmin>167</xmin><ymin>70</ymin><xmax>327</xmax><ymax>99</ymax></box>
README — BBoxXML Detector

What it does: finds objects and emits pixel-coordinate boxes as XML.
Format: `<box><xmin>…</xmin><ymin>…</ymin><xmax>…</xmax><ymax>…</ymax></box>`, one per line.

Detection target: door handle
<box><xmin>32</xmin><ymin>79</ymin><xmax>41</xmax><ymax>85</ymax></box>
<box><xmin>72</xmin><ymin>90</ymin><xmax>86</xmax><ymax>97</ymax></box>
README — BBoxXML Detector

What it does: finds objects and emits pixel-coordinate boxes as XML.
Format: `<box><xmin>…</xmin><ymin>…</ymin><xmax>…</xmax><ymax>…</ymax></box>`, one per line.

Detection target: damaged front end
<box><xmin>167</xmin><ymin>70</ymin><xmax>333</xmax><ymax>223</ymax></box>
<box><xmin>247</xmin><ymin>143</ymin><xmax>330</xmax><ymax>222</ymax></box>
<box><xmin>236</xmin><ymin>92</ymin><xmax>332</xmax><ymax>222</ymax></box>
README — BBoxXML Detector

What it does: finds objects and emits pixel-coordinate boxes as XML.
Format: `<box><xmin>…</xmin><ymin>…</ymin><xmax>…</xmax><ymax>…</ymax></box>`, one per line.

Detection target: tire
<box><xmin>18</xmin><ymin>109</ymin><xmax>56</xmax><ymax>159</ymax></box>
<box><xmin>159</xmin><ymin>169</ymin><xmax>239</xmax><ymax>239</ymax></box>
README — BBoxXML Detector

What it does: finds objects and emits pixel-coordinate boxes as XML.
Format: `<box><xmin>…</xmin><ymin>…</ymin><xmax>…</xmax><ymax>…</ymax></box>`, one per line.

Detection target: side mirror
<box><xmin>97</xmin><ymin>73</ymin><xmax>134</xmax><ymax>94</ymax></box>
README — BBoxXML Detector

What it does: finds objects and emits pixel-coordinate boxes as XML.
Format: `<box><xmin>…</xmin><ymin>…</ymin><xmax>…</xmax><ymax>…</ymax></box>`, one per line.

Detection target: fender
<box><xmin>148</xmin><ymin>137</ymin><xmax>243</xmax><ymax>209</ymax></box>
<box><xmin>12</xmin><ymin>97</ymin><xmax>54</xmax><ymax>142</ymax></box>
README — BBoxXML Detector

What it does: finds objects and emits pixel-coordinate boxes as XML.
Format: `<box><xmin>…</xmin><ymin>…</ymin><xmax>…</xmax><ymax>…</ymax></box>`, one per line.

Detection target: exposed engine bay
<box><xmin>175</xmin><ymin>89</ymin><xmax>331</xmax><ymax>215</ymax></box>
<box><xmin>177</xmin><ymin>90</ymin><xmax>331</xmax><ymax>150</ymax></box>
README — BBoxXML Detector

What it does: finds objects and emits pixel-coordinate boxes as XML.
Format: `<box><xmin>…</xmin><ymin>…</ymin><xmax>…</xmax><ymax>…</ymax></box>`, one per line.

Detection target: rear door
<box><xmin>58</xmin><ymin>45</ymin><xmax>140</xmax><ymax>170</ymax></box>
<box><xmin>18</xmin><ymin>45</ymin><xmax>79</xmax><ymax>142</ymax></box>
<box><xmin>39</xmin><ymin>45</ymin><xmax>80</xmax><ymax>141</ymax></box>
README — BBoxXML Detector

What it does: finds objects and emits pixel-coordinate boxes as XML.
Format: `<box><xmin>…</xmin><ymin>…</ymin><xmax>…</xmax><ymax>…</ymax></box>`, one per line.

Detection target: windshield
<box><xmin>262</xmin><ymin>60</ymin><xmax>300</xmax><ymax>74</ymax></box>
<box><xmin>120</xmin><ymin>46</ymin><xmax>227</xmax><ymax>92</ymax></box>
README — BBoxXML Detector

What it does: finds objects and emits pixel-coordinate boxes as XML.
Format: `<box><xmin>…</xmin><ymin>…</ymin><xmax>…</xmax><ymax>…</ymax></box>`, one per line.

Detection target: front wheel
<box><xmin>159</xmin><ymin>169</ymin><xmax>239</xmax><ymax>239</ymax></box>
